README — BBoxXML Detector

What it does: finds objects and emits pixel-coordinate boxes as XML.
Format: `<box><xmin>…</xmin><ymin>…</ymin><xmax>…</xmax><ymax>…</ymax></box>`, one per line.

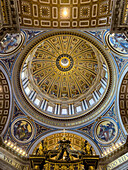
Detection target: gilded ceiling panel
<box><xmin>18</xmin><ymin>0</ymin><xmax>112</xmax><ymax>28</ymax></box>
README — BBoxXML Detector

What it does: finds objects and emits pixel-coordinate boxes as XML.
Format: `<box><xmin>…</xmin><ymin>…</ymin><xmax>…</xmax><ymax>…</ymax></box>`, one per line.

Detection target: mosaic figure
<box><xmin>0</xmin><ymin>33</ymin><xmax>22</xmax><ymax>54</ymax></box>
<box><xmin>25</xmin><ymin>30</ymin><xmax>41</xmax><ymax>40</ymax></box>
<box><xmin>97</xmin><ymin>121</ymin><xmax>116</xmax><ymax>142</ymax></box>
<box><xmin>13</xmin><ymin>120</ymin><xmax>32</xmax><ymax>141</ymax></box>
<box><xmin>90</xmin><ymin>31</ymin><xmax>103</xmax><ymax>40</ymax></box>
<box><xmin>109</xmin><ymin>33</ymin><xmax>128</xmax><ymax>54</ymax></box>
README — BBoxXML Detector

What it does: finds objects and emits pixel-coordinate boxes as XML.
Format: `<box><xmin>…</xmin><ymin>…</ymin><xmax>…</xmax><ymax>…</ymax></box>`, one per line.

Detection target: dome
<box><xmin>12</xmin><ymin>30</ymin><xmax>116</xmax><ymax>127</ymax></box>
<box><xmin>21</xmin><ymin>32</ymin><xmax>109</xmax><ymax>117</ymax></box>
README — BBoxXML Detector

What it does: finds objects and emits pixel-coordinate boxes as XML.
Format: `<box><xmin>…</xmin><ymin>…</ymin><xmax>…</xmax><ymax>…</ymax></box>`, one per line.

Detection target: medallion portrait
<box><xmin>11</xmin><ymin>118</ymin><xmax>35</xmax><ymax>143</ymax></box>
<box><xmin>95</xmin><ymin>120</ymin><xmax>118</xmax><ymax>144</ymax></box>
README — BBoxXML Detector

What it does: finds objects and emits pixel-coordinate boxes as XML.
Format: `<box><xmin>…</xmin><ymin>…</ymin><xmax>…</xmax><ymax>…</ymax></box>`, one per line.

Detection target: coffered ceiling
<box><xmin>17</xmin><ymin>0</ymin><xmax>113</xmax><ymax>29</ymax></box>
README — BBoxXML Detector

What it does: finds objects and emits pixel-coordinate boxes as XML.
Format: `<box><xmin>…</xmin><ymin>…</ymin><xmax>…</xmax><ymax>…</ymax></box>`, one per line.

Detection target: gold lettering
<box><xmin>0</xmin><ymin>153</ymin><xmax>27</xmax><ymax>170</ymax></box>
<box><xmin>107</xmin><ymin>152</ymin><xmax>128</xmax><ymax>170</ymax></box>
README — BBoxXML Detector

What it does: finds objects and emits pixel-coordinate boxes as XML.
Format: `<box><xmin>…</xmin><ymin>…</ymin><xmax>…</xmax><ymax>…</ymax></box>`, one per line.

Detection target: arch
<box><xmin>0</xmin><ymin>62</ymin><xmax>13</xmax><ymax>136</ymax></box>
<box><xmin>116</xmin><ymin>64</ymin><xmax>128</xmax><ymax>135</ymax></box>
<box><xmin>28</xmin><ymin>130</ymin><xmax>101</xmax><ymax>157</ymax></box>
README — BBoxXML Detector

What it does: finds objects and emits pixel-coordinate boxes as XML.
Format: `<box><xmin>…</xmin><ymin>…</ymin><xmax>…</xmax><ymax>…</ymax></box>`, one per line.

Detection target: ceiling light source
<box><xmin>102</xmin><ymin>142</ymin><xmax>124</xmax><ymax>157</ymax></box>
<box><xmin>4</xmin><ymin>140</ymin><xmax>7</xmax><ymax>144</ymax></box>
<box><xmin>4</xmin><ymin>140</ymin><xmax>27</xmax><ymax>157</ymax></box>
<box><xmin>63</xmin><ymin>8</ymin><xmax>68</xmax><ymax>17</ymax></box>
<box><xmin>16</xmin><ymin>148</ymin><xmax>20</xmax><ymax>152</ymax></box>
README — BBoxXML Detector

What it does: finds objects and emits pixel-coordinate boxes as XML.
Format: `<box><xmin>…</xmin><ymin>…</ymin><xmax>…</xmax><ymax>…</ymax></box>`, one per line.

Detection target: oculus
<box><xmin>56</xmin><ymin>54</ymin><xmax>74</xmax><ymax>71</ymax></box>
